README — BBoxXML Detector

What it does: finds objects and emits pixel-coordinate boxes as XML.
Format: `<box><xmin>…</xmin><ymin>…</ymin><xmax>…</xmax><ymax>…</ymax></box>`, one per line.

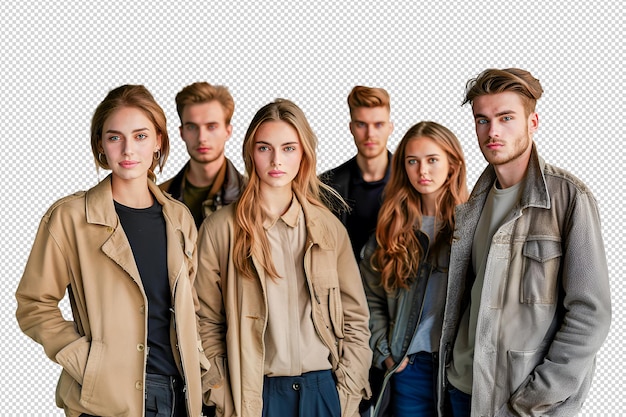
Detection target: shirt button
<box><xmin>135</xmin><ymin>381</ymin><xmax>142</xmax><ymax>390</ymax></box>
<box><xmin>292</xmin><ymin>382</ymin><xmax>301</xmax><ymax>391</ymax></box>
<box><xmin>137</xmin><ymin>344</ymin><xmax>145</xmax><ymax>351</ymax></box>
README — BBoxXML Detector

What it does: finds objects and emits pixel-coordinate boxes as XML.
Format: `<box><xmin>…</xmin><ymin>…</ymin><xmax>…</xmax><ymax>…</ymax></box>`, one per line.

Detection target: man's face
<box><xmin>349</xmin><ymin>106</ymin><xmax>393</xmax><ymax>160</ymax></box>
<box><xmin>472</xmin><ymin>91</ymin><xmax>537</xmax><ymax>168</ymax></box>
<box><xmin>179</xmin><ymin>101</ymin><xmax>232</xmax><ymax>164</ymax></box>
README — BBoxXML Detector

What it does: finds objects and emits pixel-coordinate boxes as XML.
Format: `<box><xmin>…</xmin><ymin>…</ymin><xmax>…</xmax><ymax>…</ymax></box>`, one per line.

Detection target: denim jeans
<box><xmin>391</xmin><ymin>352</ymin><xmax>437</xmax><ymax>417</ymax></box>
<box><xmin>80</xmin><ymin>373</ymin><xmax>186</xmax><ymax>417</ymax></box>
<box><xmin>262</xmin><ymin>369</ymin><xmax>340</xmax><ymax>417</ymax></box>
<box><xmin>447</xmin><ymin>384</ymin><xmax>471</xmax><ymax>417</ymax></box>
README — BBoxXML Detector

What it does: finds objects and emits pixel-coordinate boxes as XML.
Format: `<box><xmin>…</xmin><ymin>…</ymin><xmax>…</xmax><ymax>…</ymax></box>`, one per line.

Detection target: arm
<box><xmin>334</xmin><ymin>226</ymin><xmax>373</xmax><ymax>417</ymax></box>
<box><xmin>359</xmin><ymin>237</ymin><xmax>392</xmax><ymax>370</ymax></box>
<box><xmin>502</xmin><ymin>192</ymin><xmax>612</xmax><ymax>416</ymax></box>
<box><xmin>195</xmin><ymin>218</ymin><xmax>229</xmax><ymax>406</ymax></box>
<box><xmin>16</xmin><ymin>215</ymin><xmax>83</xmax><ymax>363</ymax></box>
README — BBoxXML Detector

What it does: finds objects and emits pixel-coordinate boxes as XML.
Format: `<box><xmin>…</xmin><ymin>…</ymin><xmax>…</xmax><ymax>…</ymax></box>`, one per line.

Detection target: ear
<box><xmin>389</xmin><ymin>121</ymin><xmax>395</xmax><ymax>134</ymax></box>
<box><xmin>156</xmin><ymin>133</ymin><xmax>162</xmax><ymax>150</ymax></box>
<box><xmin>226</xmin><ymin>124</ymin><xmax>233</xmax><ymax>141</ymax></box>
<box><xmin>349</xmin><ymin>121</ymin><xmax>355</xmax><ymax>136</ymax></box>
<box><xmin>528</xmin><ymin>112</ymin><xmax>539</xmax><ymax>134</ymax></box>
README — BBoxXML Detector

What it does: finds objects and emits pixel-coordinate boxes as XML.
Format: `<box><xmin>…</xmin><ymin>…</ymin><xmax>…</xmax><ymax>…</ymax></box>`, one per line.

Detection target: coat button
<box><xmin>137</xmin><ymin>344</ymin><xmax>145</xmax><ymax>351</ymax></box>
<box><xmin>135</xmin><ymin>381</ymin><xmax>142</xmax><ymax>390</ymax></box>
<box><xmin>106</xmin><ymin>227</ymin><xmax>113</xmax><ymax>233</ymax></box>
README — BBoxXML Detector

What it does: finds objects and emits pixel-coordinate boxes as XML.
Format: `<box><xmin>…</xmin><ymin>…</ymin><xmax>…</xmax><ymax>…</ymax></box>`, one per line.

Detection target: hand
<box><xmin>384</xmin><ymin>356</ymin><xmax>409</xmax><ymax>373</ymax></box>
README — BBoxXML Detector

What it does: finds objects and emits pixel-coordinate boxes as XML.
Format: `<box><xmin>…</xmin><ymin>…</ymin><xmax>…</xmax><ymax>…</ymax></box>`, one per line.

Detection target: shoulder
<box><xmin>543</xmin><ymin>162</ymin><xmax>595</xmax><ymax>196</ymax></box>
<box><xmin>320</xmin><ymin>157</ymin><xmax>356</xmax><ymax>183</ymax></box>
<box><xmin>43</xmin><ymin>191</ymin><xmax>88</xmax><ymax>224</ymax></box>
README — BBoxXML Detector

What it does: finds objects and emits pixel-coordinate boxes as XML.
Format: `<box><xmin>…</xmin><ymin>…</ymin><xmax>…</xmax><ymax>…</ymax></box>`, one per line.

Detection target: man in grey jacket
<box><xmin>438</xmin><ymin>68</ymin><xmax>611</xmax><ymax>417</ymax></box>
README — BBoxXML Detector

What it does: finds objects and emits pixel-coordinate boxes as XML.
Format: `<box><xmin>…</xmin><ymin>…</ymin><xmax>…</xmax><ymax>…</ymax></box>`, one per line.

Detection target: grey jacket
<box><xmin>437</xmin><ymin>144</ymin><xmax>611</xmax><ymax>416</ymax></box>
<box><xmin>361</xmin><ymin>232</ymin><xmax>446</xmax><ymax>417</ymax></box>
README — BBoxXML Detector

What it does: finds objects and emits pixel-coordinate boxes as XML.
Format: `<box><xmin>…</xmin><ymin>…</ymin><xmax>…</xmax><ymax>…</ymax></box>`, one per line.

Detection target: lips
<box><xmin>119</xmin><ymin>161</ymin><xmax>139</xmax><ymax>168</ymax></box>
<box><xmin>269</xmin><ymin>170</ymin><xmax>285</xmax><ymax>177</ymax></box>
<box><xmin>485</xmin><ymin>142</ymin><xmax>503</xmax><ymax>149</ymax></box>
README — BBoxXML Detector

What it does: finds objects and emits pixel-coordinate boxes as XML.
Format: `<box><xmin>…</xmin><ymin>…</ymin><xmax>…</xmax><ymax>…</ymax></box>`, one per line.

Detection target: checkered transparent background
<box><xmin>1</xmin><ymin>1</ymin><xmax>623</xmax><ymax>415</ymax></box>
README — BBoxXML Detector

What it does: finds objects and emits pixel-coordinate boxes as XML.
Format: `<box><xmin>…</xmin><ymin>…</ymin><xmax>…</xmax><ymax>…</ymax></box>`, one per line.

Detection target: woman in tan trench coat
<box><xmin>16</xmin><ymin>85</ymin><xmax>208</xmax><ymax>417</ymax></box>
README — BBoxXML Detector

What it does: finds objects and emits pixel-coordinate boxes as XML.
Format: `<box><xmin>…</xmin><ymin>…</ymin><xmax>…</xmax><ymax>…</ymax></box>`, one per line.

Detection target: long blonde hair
<box><xmin>372</xmin><ymin>121</ymin><xmax>468</xmax><ymax>291</ymax></box>
<box><xmin>233</xmin><ymin>99</ymin><xmax>341</xmax><ymax>279</ymax></box>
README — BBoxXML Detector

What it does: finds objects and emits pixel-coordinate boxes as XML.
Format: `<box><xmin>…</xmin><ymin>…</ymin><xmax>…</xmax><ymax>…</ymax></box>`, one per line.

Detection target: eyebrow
<box><xmin>405</xmin><ymin>153</ymin><xmax>440</xmax><ymax>159</ymax></box>
<box><xmin>255</xmin><ymin>140</ymin><xmax>299</xmax><ymax>146</ymax></box>
<box><xmin>474</xmin><ymin>110</ymin><xmax>517</xmax><ymax>119</ymax></box>
<box><xmin>105</xmin><ymin>127</ymin><xmax>150</xmax><ymax>134</ymax></box>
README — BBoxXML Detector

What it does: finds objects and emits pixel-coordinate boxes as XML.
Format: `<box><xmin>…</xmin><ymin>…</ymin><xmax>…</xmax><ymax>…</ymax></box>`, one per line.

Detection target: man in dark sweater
<box><xmin>320</xmin><ymin>85</ymin><xmax>394</xmax><ymax>260</ymax></box>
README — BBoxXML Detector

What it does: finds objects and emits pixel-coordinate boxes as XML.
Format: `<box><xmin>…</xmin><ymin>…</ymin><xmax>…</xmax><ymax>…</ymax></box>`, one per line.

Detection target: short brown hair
<box><xmin>347</xmin><ymin>85</ymin><xmax>391</xmax><ymax>117</ymax></box>
<box><xmin>462</xmin><ymin>68</ymin><xmax>544</xmax><ymax>116</ymax></box>
<box><xmin>175</xmin><ymin>82</ymin><xmax>235</xmax><ymax>125</ymax></box>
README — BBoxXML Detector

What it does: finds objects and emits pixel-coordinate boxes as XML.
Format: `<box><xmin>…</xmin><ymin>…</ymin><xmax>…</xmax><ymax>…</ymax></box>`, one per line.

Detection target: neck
<box><xmin>356</xmin><ymin>151</ymin><xmax>388</xmax><ymax>182</ymax></box>
<box><xmin>111</xmin><ymin>176</ymin><xmax>153</xmax><ymax>208</ymax></box>
<box><xmin>420</xmin><ymin>193</ymin><xmax>439</xmax><ymax>217</ymax></box>
<box><xmin>493</xmin><ymin>147</ymin><xmax>532</xmax><ymax>189</ymax></box>
<box><xmin>187</xmin><ymin>155</ymin><xmax>225</xmax><ymax>187</ymax></box>
<box><xmin>260</xmin><ymin>185</ymin><xmax>293</xmax><ymax>218</ymax></box>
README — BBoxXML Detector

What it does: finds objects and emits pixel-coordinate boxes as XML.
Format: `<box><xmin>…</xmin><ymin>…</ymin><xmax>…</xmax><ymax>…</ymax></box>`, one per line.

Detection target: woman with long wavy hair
<box><xmin>361</xmin><ymin>121</ymin><xmax>468</xmax><ymax>417</ymax></box>
<box><xmin>195</xmin><ymin>99</ymin><xmax>372</xmax><ymax>417</ymax></box>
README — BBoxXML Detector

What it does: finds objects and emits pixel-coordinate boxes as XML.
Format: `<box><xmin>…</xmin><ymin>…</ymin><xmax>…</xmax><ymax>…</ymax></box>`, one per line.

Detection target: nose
<box><xmin>198</xmin><ymin>126</ymin><xmax>209</xmax><ymax>142</ymax></box>
<box><xmin>419</xmin><ymin>162</ymin><xmax>428</xmax><ymax>176</ymax></box>
<box><xmin>122</xmin><ymin>139</ymin><xmax>134</xmax><ymax>155</ymax></box>
<box><xmin>488</xmin><ymin>122</ymin><xmax>499</xmax><ymax>139</ymax></box>
<box><xmin>271</xmin><ymin>151</ymin><xmax>281</xmax><ymax>166</ymax></box>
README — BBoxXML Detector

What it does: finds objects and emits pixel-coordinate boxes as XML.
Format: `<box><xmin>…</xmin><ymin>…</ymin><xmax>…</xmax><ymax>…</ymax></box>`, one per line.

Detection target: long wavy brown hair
<box><xmin>372</xmin><ymin>121</ymin><xmax>468</xmax><ymax>291</ymax></box>
<box><xmin>233</xmin><ymin>99</ymin><xmax>342</xmax><ymax>280</ymax></box>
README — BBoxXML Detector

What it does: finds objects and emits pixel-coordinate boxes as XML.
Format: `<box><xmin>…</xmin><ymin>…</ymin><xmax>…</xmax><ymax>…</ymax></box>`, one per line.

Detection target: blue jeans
<box><xmin>262</xmin><ymin>369</ymin><xmax>341</xmax><ymax>417</ymax></box>
<box><xmin>391</xmin><ymin>352</ymin><xmax>437</xmax><ymax>417</ymax></box>
<box><xmin>80</xmin><ymin>373</ymin><xmax>187</xmax><ymax>417</ymax></box>
<box><xmin>447</xmin><ymin>383</ymin><xmax>471</xmax><ymax>417</ymax></box>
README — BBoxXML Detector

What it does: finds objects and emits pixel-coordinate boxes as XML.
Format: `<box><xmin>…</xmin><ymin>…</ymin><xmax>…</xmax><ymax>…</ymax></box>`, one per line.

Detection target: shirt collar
<box><xmin>262</xmin><ymin>194</ymin><xmax>302</xmax><ymax>230</ymax></box>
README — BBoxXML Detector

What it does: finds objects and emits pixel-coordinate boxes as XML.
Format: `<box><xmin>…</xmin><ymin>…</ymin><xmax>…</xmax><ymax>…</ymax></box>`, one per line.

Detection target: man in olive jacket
<box><xmin>438</xmin><ymin>68</ymin><xmax>611</xmax><ymax>417</ymax></box>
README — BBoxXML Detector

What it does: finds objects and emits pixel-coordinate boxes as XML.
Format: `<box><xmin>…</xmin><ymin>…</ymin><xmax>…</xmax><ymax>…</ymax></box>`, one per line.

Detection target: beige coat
<box><xmin>196</xmin><ymin>194</ymin><xmax>372</xmax><ymax>417</ymax></box>
<box><xmin>16</xmin><ymin>176</ymin><xmax>208</xmax><ymax>417</ymax></box>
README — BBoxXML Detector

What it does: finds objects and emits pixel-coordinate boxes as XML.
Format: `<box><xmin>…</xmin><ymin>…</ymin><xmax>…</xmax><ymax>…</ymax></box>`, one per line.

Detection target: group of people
<box><xmin>15</xmin><ymin>67</ymin><xmax>611</xmax><ymax>417</ymax></box>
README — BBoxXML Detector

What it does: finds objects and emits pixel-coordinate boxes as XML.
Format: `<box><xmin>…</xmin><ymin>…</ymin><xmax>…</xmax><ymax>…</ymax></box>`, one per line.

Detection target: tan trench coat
<box><xmin>16</xmin><ymin>176</ymin><xmax>208</xmax><ymax>417</ymax></box>
<box><xmin>196</xmin><ymin>194</ymin><xmax>372</xmax><ymax>417</ymax></box>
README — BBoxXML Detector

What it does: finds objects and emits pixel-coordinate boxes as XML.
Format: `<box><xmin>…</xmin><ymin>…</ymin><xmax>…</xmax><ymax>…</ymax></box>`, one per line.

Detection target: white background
<box><xmin>1</xmin><ymin>1</ymin><xmax>623</xmax><ymax>415</ymax></box>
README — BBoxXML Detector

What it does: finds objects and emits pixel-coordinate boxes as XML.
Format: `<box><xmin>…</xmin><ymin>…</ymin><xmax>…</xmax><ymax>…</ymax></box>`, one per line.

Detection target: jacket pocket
<box><xmin>507</xmin><ymin>347</ymin><xmax>544</xmax><ymax>394</ymax></box>
<box><xmin>55</xmin><ymin>336</ymin><xmax>90</xmax><ymax>385</ymax></box>
<box><xmin>520</xmin><ymin>239</ymin><xmax>561</xmax><ymax>304</ymax></box>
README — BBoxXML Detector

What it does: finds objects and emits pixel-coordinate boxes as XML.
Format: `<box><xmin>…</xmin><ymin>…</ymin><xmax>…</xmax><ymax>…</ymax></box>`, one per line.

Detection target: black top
<box><xmin>320</xmin><ymin>152</ymin><xmax>392</xmax><ymax>259</ymax></box>
<box><xmin>115</xmin><ymin>199</ymin><xmax>179</xmax><ymax>377</ymax></box>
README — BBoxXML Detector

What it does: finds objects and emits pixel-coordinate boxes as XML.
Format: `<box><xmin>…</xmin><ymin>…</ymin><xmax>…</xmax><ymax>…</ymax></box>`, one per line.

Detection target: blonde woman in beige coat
<box><xmin>196</xmin><ymin>99</ymin><xmax>372</xmax><ymax>417</ymax></box>
<box><xmin>16</xmin><ymin>85</ymin><xmax>208</xmax><ymax>417</ymax></box>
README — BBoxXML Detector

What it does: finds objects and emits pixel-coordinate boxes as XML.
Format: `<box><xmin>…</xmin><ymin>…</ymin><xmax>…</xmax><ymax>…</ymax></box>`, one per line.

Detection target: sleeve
<box><xmin>506</xmin><ymin>191</ymin><xmax>612</xmax><ymax>415</ymax></box>
<box><xmin>359</xmin><ymin>236</ymin><xmax>392</xmax><ymax>369</ymax></box>
<box><xmin>15</xmin><ymin>214</ymin><xmax>83</xmax><ymax>363</ymax></box>
<box><xmin>333</xmin><ymin>224</ymin><xmax>373</xmax><ymax>417</ymax></box>
<box><xmin>195</xmin><ymin>216</ymin><xmax>232</xmax><ymax>414</ymax></box>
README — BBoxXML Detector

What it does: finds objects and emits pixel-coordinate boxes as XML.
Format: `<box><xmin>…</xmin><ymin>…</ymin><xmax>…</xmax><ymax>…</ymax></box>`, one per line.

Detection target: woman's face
<box><xmin>404</xmin><ymin>136</ymin><xmax>451</xmax><ymax>199</ymax></box>
<box><xmin>100</xmin><ymin>106</ymin><xmax>161</xmax><ymax>184</ymax></box>
<box><xmin>252</xmin><ymin>120</ymin><xmax>303</xmax><ymax>193</ymax></box>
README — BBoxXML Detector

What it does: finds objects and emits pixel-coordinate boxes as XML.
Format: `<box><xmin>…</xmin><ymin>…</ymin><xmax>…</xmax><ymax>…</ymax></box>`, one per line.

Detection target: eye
<box><xmin>284</xmin><ymin>146</ymin><xmax>296</xmax><ymax>152</ymax></box>
<box><xmin>477</xmin><ymin>119</ymin><xmax>488</xmax><ymax>125</ymax></box>
<box><xmin>137</xmin><ymin>133</ymin><xmax>147</xmax><ymax>140</ymax></box>
<box><xmin>502</xmin><ymin>116</ymin><xmax>513</xmax><ymax>121</ymax></box>
<box><xmin>355</xmin><ymin>122</ymin><xmax>365</xmax><ymax>128</ymax></box>
<box><xmin>108</xmin><ymin>135</ymin><xmax>120</xmax><ymax>142</ymax></box>
<box><xmin>186</xmin><ymin>124</ymin><xmax>197</xmax><ymax>131</ymax></box>
<box><xmin>375</xmin><ymin>122</ymin><xmax>384</xmax><ymax>128</ymax></box>
<box><xmin>407</xmin><ymin>159</ymin><xmax>417</xmax><ymax>165</ymax></box>
<box><xmin>428</xmin><ymin>157</ymin><xmax>438</xmax><ymax>164</ymax></box>
<box><xmin>258</xmin><ymin>145</ymin><xmax>270</xmax><ymax>152</ymax></box>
